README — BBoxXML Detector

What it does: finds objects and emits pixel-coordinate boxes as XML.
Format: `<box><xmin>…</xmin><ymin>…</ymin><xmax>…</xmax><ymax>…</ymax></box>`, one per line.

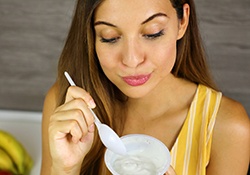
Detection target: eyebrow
<box><xmin>141</xmin><ymin>13</ymin><xmax>168</xmax><ymax>25</ymax></box>
<box><xmin>94</xmin><ymin>12</ymin><xmax>168</xmax><ymax>27</ymax></box>
<box><xmin>94</xmin><ymin>21</ymin><xmax>117</xmax><ymax>27</ymax></box>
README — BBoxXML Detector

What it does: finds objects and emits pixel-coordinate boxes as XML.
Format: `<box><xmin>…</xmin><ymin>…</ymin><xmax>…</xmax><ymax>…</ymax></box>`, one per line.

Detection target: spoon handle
<box><xmin>89</xmin><ymin>108</ymin><xmax>101</xmax><ymax>124</ymax></box>
<box><xmin>64</xmin><ymin>71</ymin><xmax>102</xmax><ymax>124</ymax></box>
<box><xmin>64</xmin><ymin>71</ymin><xmax>76</xmax><ymax>86</ymax></box>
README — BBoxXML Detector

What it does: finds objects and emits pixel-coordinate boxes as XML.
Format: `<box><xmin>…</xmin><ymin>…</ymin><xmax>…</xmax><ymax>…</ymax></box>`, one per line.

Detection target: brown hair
<box><xmin>170</xmin><ymin>0</ymin><xmax>217</xmax><ymax>88</ymax></box>
<box><xmin>56</xmin><ymin>0</ymin><xmax>217</xmax><ymax>174</ymax></box>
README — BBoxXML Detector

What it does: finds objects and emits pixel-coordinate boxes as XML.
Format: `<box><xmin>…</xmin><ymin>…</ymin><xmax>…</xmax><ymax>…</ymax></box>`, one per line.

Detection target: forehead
<box><xmin>94</xmin><ymin>0</ymin><xmax>175</xmax><ymax>22</ymax></box>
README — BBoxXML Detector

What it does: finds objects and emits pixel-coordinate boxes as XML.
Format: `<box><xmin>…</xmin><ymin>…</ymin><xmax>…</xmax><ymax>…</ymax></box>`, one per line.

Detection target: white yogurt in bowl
<box><xmin>105</xmin><ymin>134</ymin><xmax>171</xmax><ymax>175</ymax></box>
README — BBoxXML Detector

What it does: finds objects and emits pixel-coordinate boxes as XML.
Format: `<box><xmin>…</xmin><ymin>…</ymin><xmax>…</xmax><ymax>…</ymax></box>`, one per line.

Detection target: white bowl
<box><xmin>105</xmin><ymin>134</ymin><xmax>171</xmax><ymax>175</ymax></box>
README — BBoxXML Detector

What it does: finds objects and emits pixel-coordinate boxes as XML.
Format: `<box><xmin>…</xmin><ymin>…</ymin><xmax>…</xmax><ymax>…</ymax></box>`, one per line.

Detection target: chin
<box><xmin>121</xmin><ymin>87</ymin><xmax>151</xmax><ymax>99</ymax></box>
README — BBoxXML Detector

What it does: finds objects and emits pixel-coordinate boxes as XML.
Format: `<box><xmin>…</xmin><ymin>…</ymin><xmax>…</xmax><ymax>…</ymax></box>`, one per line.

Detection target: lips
<box><xmin>122</xmin><ymin>74</ymin><xmax>151</xmax><ymax>86</ymax></box>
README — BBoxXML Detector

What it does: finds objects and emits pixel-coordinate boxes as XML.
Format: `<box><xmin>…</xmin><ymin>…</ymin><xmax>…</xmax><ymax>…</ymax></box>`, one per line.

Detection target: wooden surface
<box><xmin>0</xmin><ymin>0</ymin><xmax>249</xmax><ymax>115</ymax></box>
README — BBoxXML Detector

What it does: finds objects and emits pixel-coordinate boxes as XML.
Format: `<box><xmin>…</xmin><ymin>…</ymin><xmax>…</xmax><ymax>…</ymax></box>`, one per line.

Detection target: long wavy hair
<box><xmin>56</xmin><ymin>0</ymin><xmax>217</xmax><ymax>174</ymax></box>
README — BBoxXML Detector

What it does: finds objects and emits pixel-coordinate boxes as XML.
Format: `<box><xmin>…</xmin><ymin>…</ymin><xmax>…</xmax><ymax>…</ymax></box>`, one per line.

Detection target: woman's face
<box><xmin>94</xmin><ymin>0</ymin><xmax>189</xmax><ymax>98</ymax></box>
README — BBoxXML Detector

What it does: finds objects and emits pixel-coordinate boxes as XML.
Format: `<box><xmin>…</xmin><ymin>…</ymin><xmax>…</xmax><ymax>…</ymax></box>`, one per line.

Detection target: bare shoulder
<box><xmin>41</xmin><ymin>82</ymin><xmax>59</xmax><ymax>175</ymax></box>
<box><xmin>207</xmin><ymin>95</ymin><xmax>250</xmax><ymax>174</ymax></box>
<box><xmin>42</xmin><ymin>82</ymin><xmax>59</xmax><ymax>127</ymax></box>
<box><xmin>42</xmin><ymin>81</ymin><xmax>59</xmax><ymax>139</ymax></box>
<box><xmin>220</xmin><ymin>95</ymin><xmax>248</xmax><ymax>116</ymax></box>
<box><xmin>43</xmin><ymin>82</ymin><xmax>59</xmax><ymax>116</ymax></box>
<box><xmin>216</xmin><ymin>96</ymin><xmax>249</xmax><ymax>135</ymax></box>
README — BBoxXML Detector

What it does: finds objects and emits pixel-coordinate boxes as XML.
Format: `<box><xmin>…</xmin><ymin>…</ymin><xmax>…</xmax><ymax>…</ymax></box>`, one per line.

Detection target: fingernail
<box><xmin>89</xmin><ymin>99</ymin><xmax>96</xmax><ymax>108</ymax></box>
<box><xmin>88</xmin><ymin>123</ymin><xmax>95</xmax><ymax>132</ymax></box>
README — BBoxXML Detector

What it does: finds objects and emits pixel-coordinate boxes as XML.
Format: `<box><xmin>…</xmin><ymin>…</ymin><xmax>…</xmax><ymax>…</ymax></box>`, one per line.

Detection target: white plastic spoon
<box><xmin>64</xmin><ymin>71</ymin><xmax>127</xmax><ymax>155</ymax></box>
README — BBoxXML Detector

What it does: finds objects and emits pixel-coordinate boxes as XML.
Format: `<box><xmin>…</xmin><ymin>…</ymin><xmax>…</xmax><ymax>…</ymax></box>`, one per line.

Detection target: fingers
<box><xmin>65</xmin><ymin>86</ymin><xmax>96</xmax><ymax>108</ymax></box>
<box><xmin>50</xmin><ymin>86</ymin><xmax>97</xmax><ymax>143</ymax></box>
<box><xmin>165</xmin><ymin>166</ymin><xmax>176</xmax><ymax>175</ymax></box>
<box><xmin>49</xmin><ymin>118</ymin><xmax>84</xmax><ymax>144</ymax></box>
<box><xmin>49</xmin><ymin>109</ymin><xmax>95</xmax><ymax>144</ymax></box>
<box><xmin>55</xmin><ymin>98</ymin><xmax>94</xmax><ymax>128</ymax></box>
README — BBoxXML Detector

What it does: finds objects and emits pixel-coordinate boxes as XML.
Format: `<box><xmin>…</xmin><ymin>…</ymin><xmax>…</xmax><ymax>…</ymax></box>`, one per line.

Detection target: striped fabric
<box><xmin>170</xmin><ymin>84</ymin><xmax>222</xmax><ymax>175</ymax></box>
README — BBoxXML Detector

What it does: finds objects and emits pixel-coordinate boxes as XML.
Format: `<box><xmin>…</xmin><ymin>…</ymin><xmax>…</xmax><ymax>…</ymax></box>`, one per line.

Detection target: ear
<box><xmin>177</xmin><ymin>3</ymin><xmax>190</xmax><ymax>40</ymax></box>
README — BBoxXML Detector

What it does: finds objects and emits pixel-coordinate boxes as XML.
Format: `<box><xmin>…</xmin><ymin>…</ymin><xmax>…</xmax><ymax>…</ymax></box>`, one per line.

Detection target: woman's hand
<box><xmin>165</xmin><ymin>166</ymin><xmax>177</xmax><ymax>175</ymax></box>
<box><xmin>48</xmin><ymin>86</ymin><xmax>96</xmax><ymax>174</ymax></box>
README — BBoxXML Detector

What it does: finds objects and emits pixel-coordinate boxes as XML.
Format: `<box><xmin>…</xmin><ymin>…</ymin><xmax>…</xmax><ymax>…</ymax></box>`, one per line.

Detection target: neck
<box><xmin>126</xmin><ymin>75</ymin><xmax>197</xmax><ymax>120</ymax></box>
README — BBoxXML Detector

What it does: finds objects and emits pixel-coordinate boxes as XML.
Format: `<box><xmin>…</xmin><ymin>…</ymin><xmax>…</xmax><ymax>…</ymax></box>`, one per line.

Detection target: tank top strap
<box><xmin>170</xmin><ymin>84</ymin><xmax>222</xmax><ymax>175</ymax></box>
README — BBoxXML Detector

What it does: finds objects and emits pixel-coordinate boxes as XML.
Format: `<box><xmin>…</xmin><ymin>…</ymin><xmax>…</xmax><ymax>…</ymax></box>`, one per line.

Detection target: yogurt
<box><xmin>113</xmin><ymin>155</ymin><xmax>157</xmax><ymax>175</ymax></box>
<box><xmin>105</xmin><ymin>134</ymin><xmax>171</xmax><ymax>175</ymax></box>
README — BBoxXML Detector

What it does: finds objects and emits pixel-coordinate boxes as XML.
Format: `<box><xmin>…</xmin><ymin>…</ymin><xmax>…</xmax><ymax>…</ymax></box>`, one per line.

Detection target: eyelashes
<box><xmin>143</xmin><ymin>29</ymin><xmax>164</xmax><ymax>40</ymax></box>
<box><xmin>99</xmin><ymin>29</ymin><xmax>165</xmax><ymax>44</ymax></box>
<box><xmin>100</xmin><ymin>37</ymin><xmax>120</xmax><ymax>44</ymax></box>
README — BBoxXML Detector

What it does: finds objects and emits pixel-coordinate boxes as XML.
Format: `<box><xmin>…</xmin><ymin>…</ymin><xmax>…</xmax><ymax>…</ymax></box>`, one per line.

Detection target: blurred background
<box><xmin>0</xmin><ymin>0</ymin><xmax>249</xmax><ymax>115</ymax></box>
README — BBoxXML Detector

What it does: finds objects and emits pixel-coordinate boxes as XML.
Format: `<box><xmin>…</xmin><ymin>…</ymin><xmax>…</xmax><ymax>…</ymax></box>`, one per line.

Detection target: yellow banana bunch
<box><xmin>0</xmin><ymin>148</ymin><xmax>18</xmax><ymax>174</ymax></box>
<box><xmin>0</xmin><ymin>130</ymin><xmax>33</xmax><ymax>175</ymax></box>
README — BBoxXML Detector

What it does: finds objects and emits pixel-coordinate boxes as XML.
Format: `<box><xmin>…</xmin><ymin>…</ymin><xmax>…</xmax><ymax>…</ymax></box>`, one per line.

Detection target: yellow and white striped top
<box><xmin>170</xmin><ymin>84</ymin><xmax>222</xmax><ymax>175</ymax></box>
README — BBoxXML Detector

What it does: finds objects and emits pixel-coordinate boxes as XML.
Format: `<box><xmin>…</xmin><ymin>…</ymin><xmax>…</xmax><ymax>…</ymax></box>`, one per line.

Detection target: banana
<box><xmin>0</xmin><ymin>148</ymin><xmax>18</xmax><ymax>174</ymax></box>
<box><xmin>23</xmin><ymin>150</ymin><xmax>34</xmax><ymax>175</ymax></box>
<box><xmin>0</xmin><ymin>129</ymin><xmax>31</xmax><ymax>174</ymax></box>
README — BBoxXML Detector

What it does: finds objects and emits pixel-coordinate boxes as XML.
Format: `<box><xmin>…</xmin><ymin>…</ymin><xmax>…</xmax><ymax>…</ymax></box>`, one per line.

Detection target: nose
<box><xmin>121</xmin><ymin>38</ymin><xmax>144</xmax><ymax>68</ymax></box>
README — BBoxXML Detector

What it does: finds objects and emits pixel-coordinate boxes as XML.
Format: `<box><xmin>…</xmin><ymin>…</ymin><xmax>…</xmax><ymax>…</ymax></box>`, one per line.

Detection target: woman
<box><xmin>41</xmin><ymin>0</ymin><xmax>250</xmax><ymax>174</ymax></box>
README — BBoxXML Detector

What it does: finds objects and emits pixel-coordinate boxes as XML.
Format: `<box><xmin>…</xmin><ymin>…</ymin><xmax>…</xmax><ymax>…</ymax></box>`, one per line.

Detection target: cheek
<box><xmin>96</xmin><ymin>46</ymin><xmax>118</xmax><ymax>80</ymax></box>
<box><xmin>96</xmin><ymin>45</ymin><xmax>111</xmax><ymax>69</ymax></box>
<box><xmin>98</xmin><ymin>56</ymin><xmax>112</xmax><ymax>75</ymax></box>
<box><xmin>150</xmin><ymin>41</ymin><xmax>177</xmax><ymax>73</ymax></box>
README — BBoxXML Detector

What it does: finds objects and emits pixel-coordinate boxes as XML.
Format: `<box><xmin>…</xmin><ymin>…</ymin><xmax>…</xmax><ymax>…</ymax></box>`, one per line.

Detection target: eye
<box><xmin>143</xmin><ymin>29</ymin><xmax>164</xmax><ymax>40</ymax></box>
<box><xmin>100</xmin><ymin>37</ymin><xmax>120</xmax><ymax>44</ymax></box>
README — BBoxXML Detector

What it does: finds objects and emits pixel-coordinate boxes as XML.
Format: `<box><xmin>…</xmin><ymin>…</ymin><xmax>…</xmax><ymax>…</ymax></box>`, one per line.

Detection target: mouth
<box><xmin>122</xmin><ymin>74</ymin><xmax>151</xmax><ymax>86</ymax></box>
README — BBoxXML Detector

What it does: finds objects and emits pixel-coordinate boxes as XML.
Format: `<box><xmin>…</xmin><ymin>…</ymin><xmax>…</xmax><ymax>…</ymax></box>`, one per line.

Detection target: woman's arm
<box><xmin>40</xmin><ymin>83</ymin><xmax>58</xmax><ymax>175</ymax></box>
<box><xmin>207</xmin><ymin>96</ymin><xmax>250</xmax><ymax>174</ymax></box>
